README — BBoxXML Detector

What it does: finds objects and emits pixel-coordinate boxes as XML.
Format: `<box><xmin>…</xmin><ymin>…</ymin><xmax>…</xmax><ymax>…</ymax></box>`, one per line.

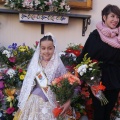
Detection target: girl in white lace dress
<box><xmin>14</xmin><ymin>33</ymin><xmax>69</xmax><ymax>120</ymax></box>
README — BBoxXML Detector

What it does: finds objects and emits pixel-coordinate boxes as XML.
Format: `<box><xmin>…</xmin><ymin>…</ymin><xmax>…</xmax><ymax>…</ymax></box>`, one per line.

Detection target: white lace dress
<box><xmin>18</xmin><ymin>94</ymin><xmax>56</xmax><ymax>120</ymax></box>
<box><xmin>18</xmin><ymin>65</ymin><xmax>57</xmax><ymax>120</ymax></box>
<box><xmin>18</xmin><ymin>63</ymin><xmax>68</xmax><ymax>120</ymax></box>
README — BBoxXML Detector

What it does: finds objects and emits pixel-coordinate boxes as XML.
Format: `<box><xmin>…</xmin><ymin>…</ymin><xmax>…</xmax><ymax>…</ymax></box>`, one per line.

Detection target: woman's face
<box><xmin>40</xmin><ymin>40</ymin><xmax>55</xmax><ymax>61</ymax></box>
<box><xmin>103</xmin><ymin>12</ymin><xmax>119</xmax><ymax>29</ymax></box>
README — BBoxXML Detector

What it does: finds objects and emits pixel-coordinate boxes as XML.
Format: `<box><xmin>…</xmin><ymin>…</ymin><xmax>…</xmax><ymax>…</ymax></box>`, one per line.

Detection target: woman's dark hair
<box><xmin>40</xmin><ymin>35</ymin><xmax>53</xmax><ymax>45</ymax></box>
<box><xmin>102</xmin><ymin>4</ymin><xmax>120</xmax><ymax>27</ymax></box>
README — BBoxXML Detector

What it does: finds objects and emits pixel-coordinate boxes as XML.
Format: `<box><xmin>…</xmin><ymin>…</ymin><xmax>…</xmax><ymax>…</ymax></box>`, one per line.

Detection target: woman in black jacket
<box><xmin>77</xmin><ymin>4</ymin><xmax>120</xmax><ymax>120</ymax></box>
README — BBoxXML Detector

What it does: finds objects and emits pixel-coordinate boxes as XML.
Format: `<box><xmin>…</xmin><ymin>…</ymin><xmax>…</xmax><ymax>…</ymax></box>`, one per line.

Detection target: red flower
<box><xmin>66</xmin><ymin>49</ymin><xmax>73</xmax><ymax>53</ymax></box>
<box><xmin>36</xmin><ymin>41</ymin><xmax>39</xmax><ymax>46</ymax></box>
<box><xmin>9</xmin><ymin>57</ymin><xmax>16</xmax><ymax>63</ymax></box>
<box><xmin>75</xmin><ymin>111</ymin><xmax>81</xmax><ymax>119</ymax></box>
<box><xmin>73</xmin><ymin>50</ymin><xmax>81</xmax><ymax>57</ymax></box>
<box><xmin>92</xmin><ymin>59</ymin><xmax>98</xmax><ymax>63</ymax></box>
<box><xmin>6</xmin><ymin>107</ymin><xmax>15</xmax><ymax>114</ymax></box>
<box><xmin>13</xmin><ymin>66</ymin><xmax>16</xmax><ymax>70</ymax></box>
<box><xmin>18</xmin><ymin>68</ymin><xmax>23</xmax><ymax>73</ymax></box>
<box><xmin>52</xmin><ymin>107</ymin><xmax>63</xmax><ymax>118</ymax></box>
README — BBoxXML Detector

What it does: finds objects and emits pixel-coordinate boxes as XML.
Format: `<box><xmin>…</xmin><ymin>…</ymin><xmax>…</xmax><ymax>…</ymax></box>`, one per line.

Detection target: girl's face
<box><xmin>103</xmin><ymin>12</ymin><xmax>119</xmax><ymax>29</ymax></box>
<box><xmin>40</xmin><ymin>40</ymin><xmax>55</xmax><ymax>61</ymax></box>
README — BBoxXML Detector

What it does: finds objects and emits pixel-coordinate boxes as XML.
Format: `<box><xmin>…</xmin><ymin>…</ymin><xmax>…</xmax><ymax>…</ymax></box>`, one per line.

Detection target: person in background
<box><xmin>76</xmin><ymin>4</ymin><xmax>120</xmax><ymax>120</ymax></box>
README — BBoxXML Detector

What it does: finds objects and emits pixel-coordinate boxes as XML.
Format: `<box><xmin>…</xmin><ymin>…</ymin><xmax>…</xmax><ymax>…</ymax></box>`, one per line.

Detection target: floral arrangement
<box><xmin>75</xmin><ymin>54</ymin><xmax>108</xmax><ymax>106</ymax></box>
<box><xmin>50</xmin><ymin>72</ymin><xmax>81</xmax><ymax>105</ymax></box>
<box><xmin>50</xmin><ymin>72</ymin><xmax>87</xmax><ymax>120</ymax></box>
<box><xmin>111</xmin><ymin>92</ymin><xmax>120</xmax><ymax>120</ymax></box>
<box><xmin>4</xmin><ymin>0</ymin><xmax>70</xmax><ymax>13</ymax></box>
<box><xmin>75</xmin><ymin>54</ymin><xmax>101</xmax><ymax>83</ymax></box>
<box><xmin>111</xmin><ymin>105</ymin><xmax>120</xmax><ymax>120</ymax></box>
<box><xmin>59</xmin><ymin>43</ymin><xmax>83</xmax><ymax>72</ymax></box>
<box><xmin>0</xmin><ymin>43</ymin><xmax>34</xmax><ymax>120</ymax></box>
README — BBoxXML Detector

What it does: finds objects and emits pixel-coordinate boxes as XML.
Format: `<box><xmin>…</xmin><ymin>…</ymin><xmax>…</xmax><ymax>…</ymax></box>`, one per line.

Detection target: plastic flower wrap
<box><xmin>0</xmin><ymin>43</ymin><xmax>34</xmax><ymax>120</ymax></box>
<box><xmin>50</xmin><ymin>72</ymin><xmax>81</xmax><ymax>119</ymax></box>
<box><xmin>75</xmin><ymin>54</ymin><xmax>108</xmax><ymax>106</ymax></box>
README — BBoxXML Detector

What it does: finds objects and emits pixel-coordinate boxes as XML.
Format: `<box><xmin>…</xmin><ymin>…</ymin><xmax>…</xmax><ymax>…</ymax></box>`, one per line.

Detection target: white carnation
<box><xmin>80</xmin><ymin>71</ymin><xmax>84</xmax><ymax>76</ymax></box>
<box><xmin>6</xmin><ymin>68</ymin><xmax>16</xmax><ymax>78</ymax></box>
<box><xmin>89</xmin><ymin>68</ymin><xmax>92</xmax><ymax>71</ymax></box>
<box><xmin>77</xmin><ymin>64</ymin><xmax>87</xmax><ymax>76</ymax></box>
<box><xmin>65</xmin><ymin>5</ymin><xmax>70</xmax><ymax>11</ymax></box>
<box><xmin>2</xmin><ymin>50</ymin><xmax>11</xmax><ymax>58</ymax></box>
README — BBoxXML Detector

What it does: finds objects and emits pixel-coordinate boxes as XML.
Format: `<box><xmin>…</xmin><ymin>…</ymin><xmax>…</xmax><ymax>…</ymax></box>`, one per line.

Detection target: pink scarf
<box><xmin>96</xmin><ymin>21</ymin><xmax>120</xmax><ymax>48</ymax></box>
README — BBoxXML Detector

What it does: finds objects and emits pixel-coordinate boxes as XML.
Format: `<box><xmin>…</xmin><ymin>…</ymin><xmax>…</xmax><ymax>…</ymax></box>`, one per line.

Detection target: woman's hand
<box><xmin>59</xmin><ymin>99</ymin><xmax>71</xmax><ymax>117</ymax></box>
<box><xmin>91</xmin><ymin>86</ymin><xmax>97</xmax><ymax>96</ymax></box>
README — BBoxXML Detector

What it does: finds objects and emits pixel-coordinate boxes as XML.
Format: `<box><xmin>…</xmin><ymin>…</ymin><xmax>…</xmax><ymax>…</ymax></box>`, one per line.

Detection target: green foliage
<box><xmin>50</xmin><ymin>79</ymin><xmax>75</xmax><ymax>105</ymax></box>
<box><xmin>76</xmin><ymin>53</ymin><xmax>101</xmax><ymax>83</ymax></box>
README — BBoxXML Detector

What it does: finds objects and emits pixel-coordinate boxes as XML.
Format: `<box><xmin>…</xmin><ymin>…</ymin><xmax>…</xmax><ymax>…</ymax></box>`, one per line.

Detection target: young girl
<box><xmin>14</xmin><ymin>33</ymin><xmax>68</xmax><ymax>120</ymax></box>
<box><xmin>76</xmin><ymin>4</ymin><xmax>120</xmax><ymax>120</ymax></box>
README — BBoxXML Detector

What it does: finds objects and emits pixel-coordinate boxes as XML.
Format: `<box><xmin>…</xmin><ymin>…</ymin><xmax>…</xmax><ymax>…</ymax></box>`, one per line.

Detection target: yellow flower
<box><xmin>10</xmin><ymin>102</ymin><xmax>13</xmax><ymax>107</ymax></box>
<box><xmin>25</xmin><ymin>46</ymin><xmax>28</xmax><ymax>51</ymax></box>
<box><xmin>23</xmin><ymin>70</ymin><xmax>26</xmax><ymax>75</ymax></box>
<box><xmin>13</xmin><ymin>51</ymin><xmax>17</xmax><ymax>55</ymax></box>
<box><xmin>18</xmin><ymin>46</ymin><xmax>26</xmax><ymax>52</ymax></box>
<box><xmin>19</xmin><ymin>48</ymin><xmax>26</xmax><ymax>52</ymax></box>
<box><xmin>20</xmin><ymin>75</ymin><xmax>25</xmax><ymax>80</ymax></box>
<box><xmin>6</xmin><ymin>96</ymin><xmax>14</xmax><ymax>102</ymax></box>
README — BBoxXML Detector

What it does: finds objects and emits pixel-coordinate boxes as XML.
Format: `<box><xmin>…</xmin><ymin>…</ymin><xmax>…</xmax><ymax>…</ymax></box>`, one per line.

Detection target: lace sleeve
<box><xmin>55</xmin><ymin>60</ymin><xmax>67</xmax><ymax>78</ymax></box>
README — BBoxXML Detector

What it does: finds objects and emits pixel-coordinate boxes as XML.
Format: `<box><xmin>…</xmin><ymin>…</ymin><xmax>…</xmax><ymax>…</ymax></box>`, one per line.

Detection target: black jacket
<box><xmin>76</xmin><ymin>30</ymin><xmax>120</xmax><ymax>90</ymax></box>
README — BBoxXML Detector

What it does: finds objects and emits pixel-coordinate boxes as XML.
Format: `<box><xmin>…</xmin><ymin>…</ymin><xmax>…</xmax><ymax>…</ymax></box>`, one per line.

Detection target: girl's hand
<box><xmin>59</xmin><ymin>99</ymin><xmax>71</xmax><ymax>117</ymax></box>
<box><xmin>55</xmin><ymin>101</ymin><xmax>60</xmax><ymax>107</ymax></box>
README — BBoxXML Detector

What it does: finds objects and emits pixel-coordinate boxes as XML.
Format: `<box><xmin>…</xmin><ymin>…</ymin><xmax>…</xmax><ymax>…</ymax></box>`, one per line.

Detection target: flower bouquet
<box><xmin>111</xmin><ymin>92</ymin><xmax>120</xmax><ymax>120</ymax></box>
<box><xmin>75</xmin><ymin>54</ymin><xmax>108</xmax><ymax>106</ymax></box>
<box><xmin>50</xmin><ymin>72</ymin><xmax>81</xmax><ymax>119</ymax></box>
<box><xmin>59</xmin><ymin>43</ymin><xmax>83</xmax><ymax>72</ymax></box>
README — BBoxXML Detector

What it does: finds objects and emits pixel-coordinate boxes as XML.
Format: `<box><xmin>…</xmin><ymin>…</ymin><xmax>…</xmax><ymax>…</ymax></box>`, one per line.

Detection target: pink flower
<box><xmin>92</xmin><ymin>59</ymin><xmax>98</xmax><ymax>63</ymax></box>
<box><xmin>9</xmin><ymin>57</ymin><xmax>16</xmax><ymax>63</ymax></box>
<box><xmin>36</xmin><ymin>41</ymin><xmax>39</xmax><ymax>46</ymax></box>
<box><xmin>18</xmin><ymin>69</ymin><xmax>23</xmax><ymax>73</ymax></box>
<box><xmin>6</xmin><ymin>107</ymin><xmax>15</xmax><ymax>114</ymax></box>
<box><xmin>0</xmin><ymin>76</ymin><xmax>3</xmax><ymax>80</ymax></box>
<box><xmin>13</xmin><ymin>66</ymin><xmax>16</xmax><ymax>70</ymax></box>
<box><xmin>0</xmin><ymin>81</ymin><xmax>4</xmax><ymax>89</ymax></box>
<box><xmin>0</xmin><ymin>90</ymin><xmax>4</xmax><ymax>100</ymax></box>
<box><xmin>52</xmin><ymin>76</ymin><xmax>63</xmax><ymax>85</ymax></box>
<box><xmin>4</xmin><ymin>69</ymin><xmax>8</xmax><ymax>74</ymax></box>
